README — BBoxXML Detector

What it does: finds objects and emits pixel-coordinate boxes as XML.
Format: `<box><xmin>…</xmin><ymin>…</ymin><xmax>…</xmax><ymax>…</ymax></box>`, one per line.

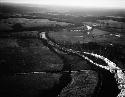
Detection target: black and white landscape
<box><xmin>0</xmin><ymin>1</ymin><xmax>125</xmax><ymax>97</ymax></box>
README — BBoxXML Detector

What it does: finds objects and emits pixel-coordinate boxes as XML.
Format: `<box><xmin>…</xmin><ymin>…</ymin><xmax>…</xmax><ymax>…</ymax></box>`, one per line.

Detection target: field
<box><xmin>49</xmin><ymin>26</ymin><xmax>125</xmax><ymax>45</ymax></box>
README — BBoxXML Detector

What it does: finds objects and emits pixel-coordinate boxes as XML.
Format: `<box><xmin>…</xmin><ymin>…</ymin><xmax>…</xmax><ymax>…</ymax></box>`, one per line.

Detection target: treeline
<box><xmin>12</xmin><ymin>23</ymin><xmax>65</xmax><ymax>32</ymax></box>
<box><xmin>0</xmin><ymin>23</ymin><xmax>66</xmax><ymax>38</ymax></box>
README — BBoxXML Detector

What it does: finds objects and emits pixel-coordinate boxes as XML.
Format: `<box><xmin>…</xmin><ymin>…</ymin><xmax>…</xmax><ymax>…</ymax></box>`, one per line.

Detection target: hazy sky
<box><xmin>1</xmin><ymin>0</ymin><xmax>125</xmax><ymax>9</ymax></box>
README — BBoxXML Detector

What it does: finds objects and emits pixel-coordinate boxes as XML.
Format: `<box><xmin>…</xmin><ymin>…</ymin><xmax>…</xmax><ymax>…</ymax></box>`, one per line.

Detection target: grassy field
<box><xmin>48</xmin><ymin>27</ymin><xmax>125</xmax><ymax>45</ymax></box>
<box><xmin>0</xmin><ymin>37</ymin><xmax>63</xmax><ymax>74</ymax></box>
<box><xmin>0</xmin><ymin>72</ymin><xmax>62</xmax><ymax>97</ymax></box>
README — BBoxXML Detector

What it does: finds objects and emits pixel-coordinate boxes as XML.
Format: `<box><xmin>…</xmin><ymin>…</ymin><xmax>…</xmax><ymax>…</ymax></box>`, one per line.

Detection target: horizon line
<box><xmin>1</xmin><ymin>1</ymin><xmax>125</xmax><ymax>10</ymax></box>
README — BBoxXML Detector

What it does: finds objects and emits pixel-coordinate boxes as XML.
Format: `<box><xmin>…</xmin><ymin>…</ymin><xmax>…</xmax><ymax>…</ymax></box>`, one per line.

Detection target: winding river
<box><xmin>40</xmin><ymin>30</ymin><xmax>125</xmax><ymax>97</ymax></box>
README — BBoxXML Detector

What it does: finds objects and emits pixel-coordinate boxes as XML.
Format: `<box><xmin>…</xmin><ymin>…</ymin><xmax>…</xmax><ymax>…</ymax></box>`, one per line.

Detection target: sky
<box><xmin>1</xmin><ymin>0</ymin><xmax>125</xmax><ymax>9</ymax></box>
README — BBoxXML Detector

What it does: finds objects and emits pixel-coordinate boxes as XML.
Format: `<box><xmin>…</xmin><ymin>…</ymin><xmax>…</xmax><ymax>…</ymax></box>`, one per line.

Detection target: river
<box><xmin>40</xmin><ymin>31</ymin><xmax>125</xmax><ymax>97</ymax></box>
